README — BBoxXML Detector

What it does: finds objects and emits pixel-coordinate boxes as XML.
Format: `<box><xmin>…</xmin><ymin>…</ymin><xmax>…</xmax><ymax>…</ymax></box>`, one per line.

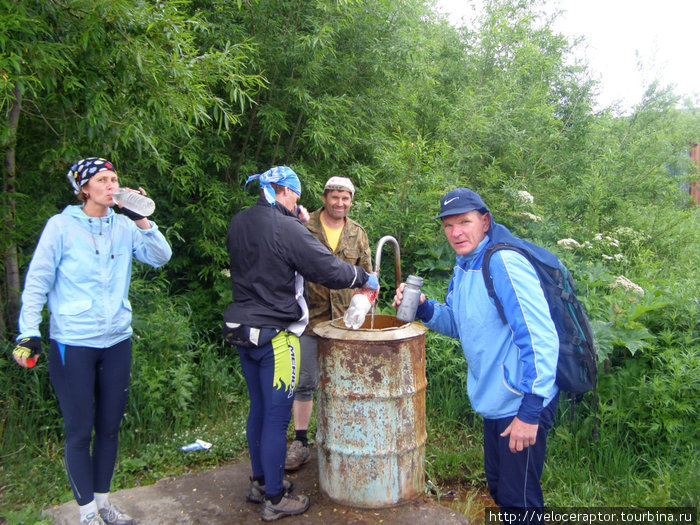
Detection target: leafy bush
<box><xmin>124</xmin><ymin>282</ymin><xmax>247</xmax><ymax>445</ymax></box>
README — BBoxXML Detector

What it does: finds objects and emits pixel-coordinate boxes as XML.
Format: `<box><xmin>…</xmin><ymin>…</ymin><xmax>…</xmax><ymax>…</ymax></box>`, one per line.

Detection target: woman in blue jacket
<box><xmin>12</xmin><ymin>158</ymin><xmax>172</xmax><ymax>525</ymax></box>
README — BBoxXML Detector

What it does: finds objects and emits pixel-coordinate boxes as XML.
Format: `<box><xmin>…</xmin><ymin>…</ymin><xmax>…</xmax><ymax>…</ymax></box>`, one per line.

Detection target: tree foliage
<box><xmin>0</xmin><ymin>0</ymin><xmax>265</xmax><ymax>334</ymax></box>
<box><xmin>1</xmin><ymin>0</ymin><xmax>699</xmax><ymax>512</ymax></box>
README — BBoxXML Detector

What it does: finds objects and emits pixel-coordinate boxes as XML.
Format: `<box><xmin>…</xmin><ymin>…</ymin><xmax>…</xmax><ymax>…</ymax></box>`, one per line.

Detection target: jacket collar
<box><xmin>63</xmin><ymin>204</ymin><xmax>115</xmax><ymax>223</ymax></box>
<box><xmin>256</xmin><ymin>195</ymin><xmax>297</xmax><ymax>218</ymax></box>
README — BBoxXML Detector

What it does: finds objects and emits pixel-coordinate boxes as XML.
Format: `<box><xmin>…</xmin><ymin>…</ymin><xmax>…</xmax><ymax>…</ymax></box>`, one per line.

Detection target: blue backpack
<box><xmin>481</xmin><ymin>222</ymin><xmax>597</xmax><ymax>397</ymax></box>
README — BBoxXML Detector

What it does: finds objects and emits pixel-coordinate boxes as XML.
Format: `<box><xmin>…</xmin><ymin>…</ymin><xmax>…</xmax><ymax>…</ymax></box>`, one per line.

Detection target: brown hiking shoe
<box><xmin>247</xmin><ymin>477</ymin><xmax>294</xmax><ymax>503</ymax></box>
<box><xmin>261</xmin><ymin>494</ymin><xmax>310</xmax><ymax>522</ymax></box>
<box><xmin>284</xmin><ymin>440</ymin><xmax>310</xmax><ymax>471</ymax></box>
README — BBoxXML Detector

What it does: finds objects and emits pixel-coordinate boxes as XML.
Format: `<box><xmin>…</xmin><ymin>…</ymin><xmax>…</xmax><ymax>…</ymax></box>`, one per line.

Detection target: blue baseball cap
<box><xmin>435</xmin><ymin>188</ymin><xmax>488</xmax><ymax>219</ymax></box>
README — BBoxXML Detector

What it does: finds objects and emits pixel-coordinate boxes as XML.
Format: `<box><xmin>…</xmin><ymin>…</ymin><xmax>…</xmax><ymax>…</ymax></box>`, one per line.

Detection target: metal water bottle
<box><xmin>113</xmin><ymin>188</ymin><xmax>156</xmax><ymax>217</ymax></box>
<box><xmin>396</xmin><ymin>275</ymin><xmax>423</xmax><ymax>322</ymax></box>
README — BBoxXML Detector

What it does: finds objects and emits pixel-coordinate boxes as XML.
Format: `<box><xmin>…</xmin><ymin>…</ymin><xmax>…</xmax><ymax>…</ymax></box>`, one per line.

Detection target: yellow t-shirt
<box><xmin>322</xmin><ymin>220</ymin><xmax>343</xmax><ymax>252</ymax></box>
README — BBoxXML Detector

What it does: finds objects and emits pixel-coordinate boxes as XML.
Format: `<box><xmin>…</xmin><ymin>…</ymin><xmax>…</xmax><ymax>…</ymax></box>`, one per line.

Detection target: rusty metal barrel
<box><xmin>313</xmin><ymin>314</ymin><xmax>427</xmax><ymax>508</ymax></box>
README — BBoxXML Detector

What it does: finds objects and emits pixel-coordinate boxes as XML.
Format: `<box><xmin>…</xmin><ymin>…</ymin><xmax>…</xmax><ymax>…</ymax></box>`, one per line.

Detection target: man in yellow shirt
<box><xmin>285</xmin><ymin>176</ymin><xmax>373</xmax><ymax>470</ymax></box>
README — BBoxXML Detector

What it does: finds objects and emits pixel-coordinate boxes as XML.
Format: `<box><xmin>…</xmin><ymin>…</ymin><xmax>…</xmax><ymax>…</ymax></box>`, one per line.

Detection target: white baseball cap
<box><xmin>324</xmin><ymin>176</ymin><xmax>355</xmax><ymax>197</ymax></box>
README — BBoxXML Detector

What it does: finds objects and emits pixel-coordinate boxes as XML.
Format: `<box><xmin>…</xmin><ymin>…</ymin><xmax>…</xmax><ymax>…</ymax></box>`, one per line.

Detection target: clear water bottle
<box><xmin>343</xmin><ymin>287</ymin><xmax>379</xmax><ymax>330</ymax></box>
<box><xmin>113</xmin><ymin>188</ymin><xmax>155</xmax><ymax>217</ymax></box>
<box><xmin>396</xmin><ymin>275</ymin><xmax>423</xmax><ymax>322</ymax></box>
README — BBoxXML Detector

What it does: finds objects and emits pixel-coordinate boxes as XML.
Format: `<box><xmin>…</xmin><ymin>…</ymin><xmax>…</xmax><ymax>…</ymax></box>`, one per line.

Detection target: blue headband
<box><xmin>245</xmin><ymin>166</ymin><xmax>302</xmax><ymax>206</ymax></box>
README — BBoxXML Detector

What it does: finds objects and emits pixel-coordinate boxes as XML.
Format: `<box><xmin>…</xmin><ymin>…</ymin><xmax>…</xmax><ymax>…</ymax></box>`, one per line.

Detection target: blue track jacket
<box><xmin>18</xmin><ymin>205</ymin><xmax>172</xmax><ymax>348</ymax></box>
<box><xmin>417</xmin><ymin>235</ymin><xmax>559</xmax><ymax>423</ymax></box>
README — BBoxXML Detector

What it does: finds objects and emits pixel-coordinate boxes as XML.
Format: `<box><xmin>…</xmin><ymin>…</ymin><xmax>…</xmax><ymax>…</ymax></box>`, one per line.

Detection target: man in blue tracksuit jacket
<box><xmin>393</xmin><ymin>188</ymin><xmax>559</xmax><ymax>515</ymax></box>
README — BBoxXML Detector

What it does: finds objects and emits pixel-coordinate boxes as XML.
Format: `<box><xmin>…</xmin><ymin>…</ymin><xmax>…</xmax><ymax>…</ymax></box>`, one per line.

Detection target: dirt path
<box><xmin>43</xmin><ymin>448</ymin><xmax>469</xmax><ymax>524</ymax></box>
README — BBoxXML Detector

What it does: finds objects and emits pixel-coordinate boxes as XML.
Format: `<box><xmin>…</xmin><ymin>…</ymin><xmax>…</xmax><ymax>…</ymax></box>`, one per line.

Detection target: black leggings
<box><xmin>49</xmin><ymin>339</ymin><xmax>131</xmax><ymax>505</ymax></box>
<box><xmin>237</xmin><ymin>332</ymin><xmax>299</xmax><ymax>499</ymax></box>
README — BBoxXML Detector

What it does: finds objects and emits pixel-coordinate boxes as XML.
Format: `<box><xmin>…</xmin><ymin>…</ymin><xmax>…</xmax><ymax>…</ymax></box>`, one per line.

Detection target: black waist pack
<box><xmin>222</xmin><ymin>322</ymin><xmax>279</xmax><ymax>348</ymax></box>
<box><xmin>222</xmin><ymin>304</ymin><xmax>279</xmax><ymax>348</ymax></box>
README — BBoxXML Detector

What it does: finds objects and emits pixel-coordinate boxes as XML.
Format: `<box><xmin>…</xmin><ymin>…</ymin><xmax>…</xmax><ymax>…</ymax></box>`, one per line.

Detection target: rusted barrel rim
<box><xmin>329</xmin><ymin>318</ymin><xmax>410</xmax><ymax>331</ymax></box>
<box><xmin>315</xmin><ymin>314</ymin><xmax>427</xmax><ymax>341</ymax></box>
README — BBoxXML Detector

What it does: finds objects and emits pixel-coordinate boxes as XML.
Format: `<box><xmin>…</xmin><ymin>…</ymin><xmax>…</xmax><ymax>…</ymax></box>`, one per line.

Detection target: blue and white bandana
<box><xmin>245</xmin><ymin>166</ymin><xmax>301</xmax><ymax>206</ymax></box>
<box><xmin>66</xmin><ymin>157</ymin><xmax>116</xmax><ymax>195</ymax></box>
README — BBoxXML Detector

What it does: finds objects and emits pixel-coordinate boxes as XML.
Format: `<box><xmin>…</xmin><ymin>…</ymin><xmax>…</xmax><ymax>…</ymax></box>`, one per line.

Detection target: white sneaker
<box><xmin>80</xmin><ymin>512</ymin><xmax>106</xmax><ymax>525</ymax></box>
<box><xmin>98</xmin><ymin>500</ymin><xmax>135</xmax><ymax>525</ymax></box>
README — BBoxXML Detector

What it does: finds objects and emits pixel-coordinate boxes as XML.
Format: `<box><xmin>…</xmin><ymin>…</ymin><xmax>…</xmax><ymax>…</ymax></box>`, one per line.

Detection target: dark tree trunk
<box><xmin>2</xmin><ymin>82</ymin><xmax>23</xmax><ymax>337</ymax></box>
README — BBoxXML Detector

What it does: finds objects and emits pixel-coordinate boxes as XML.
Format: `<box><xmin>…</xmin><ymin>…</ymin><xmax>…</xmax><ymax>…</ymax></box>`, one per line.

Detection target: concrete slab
<box><xmin>43</xmin><ymin>448</ymin><xmax>468</xmax><ymax>524</ymax></box>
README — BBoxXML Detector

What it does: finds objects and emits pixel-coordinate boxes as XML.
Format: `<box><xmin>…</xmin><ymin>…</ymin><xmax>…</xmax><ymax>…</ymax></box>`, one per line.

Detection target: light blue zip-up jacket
<box><xmin>18</xmin><ymin>205</ymin><xmax>172</xmax><ymax>348</ymax></box>
<box><xmin>418</xmin><ymin>235</ymin><xmax>559</xmax><ymax>422</ymax></box>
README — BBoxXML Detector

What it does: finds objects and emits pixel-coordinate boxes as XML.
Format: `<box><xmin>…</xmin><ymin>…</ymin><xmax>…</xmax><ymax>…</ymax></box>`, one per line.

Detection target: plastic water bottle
<box><xmin>113</xmin><ymin>188</ymin><xmax>155</xmax><ymax>217</ymax></box>
<box><xmin>343</xmin><ymin>287</ymin><xmax>379</xmax><ymax>330</ymax></box>
<box><xmin>396</xmin><ymin>275</ymin><xmax>424</xmax><ymax>322</ymax></box>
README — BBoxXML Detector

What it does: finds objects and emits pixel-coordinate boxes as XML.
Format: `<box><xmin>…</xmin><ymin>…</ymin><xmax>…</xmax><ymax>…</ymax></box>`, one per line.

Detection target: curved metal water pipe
<box><xmin>374</xmin><ymin>235</ymin><xmax>402</xmax><ymax>294</ymax></box>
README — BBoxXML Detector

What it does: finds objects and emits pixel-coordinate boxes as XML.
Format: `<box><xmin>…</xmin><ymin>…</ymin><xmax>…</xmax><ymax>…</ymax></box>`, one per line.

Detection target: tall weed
<box><xmin>124</xmin><ymin>287</ymin><xmax>246</xmax><ymax>445</ymax></box>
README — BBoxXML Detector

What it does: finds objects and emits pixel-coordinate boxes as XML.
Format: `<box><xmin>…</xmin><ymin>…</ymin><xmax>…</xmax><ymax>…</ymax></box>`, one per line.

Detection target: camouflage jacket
<box><xmin>305</xmin><ymin>208</ymin><xmax>372</xmax><ymax>333</ymax></box>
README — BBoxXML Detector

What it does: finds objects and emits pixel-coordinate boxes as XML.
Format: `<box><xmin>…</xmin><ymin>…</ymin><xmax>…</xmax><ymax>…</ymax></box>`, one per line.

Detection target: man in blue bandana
<box><xmin>245</xmin><ymin>165</ymin><xmax>303</xmax><ymax>207</ymax></box>
<box><xmin>224</xmin><ymin>166</ymin><xmax>378</xmax><ymax>522</ymax></box>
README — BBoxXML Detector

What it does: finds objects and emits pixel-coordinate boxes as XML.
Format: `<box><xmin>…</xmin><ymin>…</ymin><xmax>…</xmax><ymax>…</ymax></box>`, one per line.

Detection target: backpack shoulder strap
<box><xmin>482</xmin><ymin>243</ymin><xmax>531</xmax><ymax>324</ymax></box>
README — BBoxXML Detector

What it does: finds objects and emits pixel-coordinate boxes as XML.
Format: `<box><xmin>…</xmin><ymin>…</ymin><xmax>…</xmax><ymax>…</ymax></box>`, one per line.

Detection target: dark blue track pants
<box><xmin>49</xmin><ymin>339</ymin><xmax>131</xmax><ymax>505</ymax></box>
<box><xmin>483</xmin><ymin>394</ymin><xmax>558</xmax><ymax>513</ymax></box>
<box><xmin>237</xmin><ymin>332</ymin><xmax>299</xmax><ymax>499</ymax></box>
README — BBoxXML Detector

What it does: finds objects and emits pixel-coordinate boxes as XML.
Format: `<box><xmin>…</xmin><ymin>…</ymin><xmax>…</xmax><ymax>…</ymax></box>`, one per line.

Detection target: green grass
<box><xmin>424</xmin><ymin>402</ymin><xmax>698</xmax><ymax>517</ymax></box>
<box><xmin>0</xmin><ymin>406</ymin><xmax>251</xmax><ymax>523</ymax></box>
<box><xmin>2</xmin><ymin>374</ymin><xmax>698</xmax><ymax>523</ymax></box>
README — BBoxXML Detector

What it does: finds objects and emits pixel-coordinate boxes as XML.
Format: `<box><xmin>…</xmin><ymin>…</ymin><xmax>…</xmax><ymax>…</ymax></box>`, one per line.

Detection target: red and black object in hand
<box><xmin>12</xmin><ymin>336</ymin><xmax>41</xmax><ymax>368</ymax></box>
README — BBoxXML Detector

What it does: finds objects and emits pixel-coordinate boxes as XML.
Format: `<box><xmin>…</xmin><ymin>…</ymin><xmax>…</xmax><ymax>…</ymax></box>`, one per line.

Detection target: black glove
<box><xmin>13</xmin><ymin>337</ymin><xmax>41</xmax><ymax>366</ymax></box>
<box><xmin>114</xmin><ymin>206</ymin><xmax>145</xmax><ymax>221</ymax></box>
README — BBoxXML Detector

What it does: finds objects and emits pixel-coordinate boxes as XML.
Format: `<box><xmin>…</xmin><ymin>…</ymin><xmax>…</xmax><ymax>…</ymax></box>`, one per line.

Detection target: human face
<box><xmin>442</xmin><ymin>210</ymin><xmax>490</xmax><ymax>256</ymax></box>
<box><xmin>321</xmin><ymin>189</ymin><xmax>353</xmax><ymax>220</ymax></box>
<box><xmin>82</xmin><ymin>170</ymin><xmax>119</xmax><ymax>210</ymax></box>
<box><xmin>278</xmin><ymin>186</ymin><xmax>300</xmax><ymax>213</ymax></box>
